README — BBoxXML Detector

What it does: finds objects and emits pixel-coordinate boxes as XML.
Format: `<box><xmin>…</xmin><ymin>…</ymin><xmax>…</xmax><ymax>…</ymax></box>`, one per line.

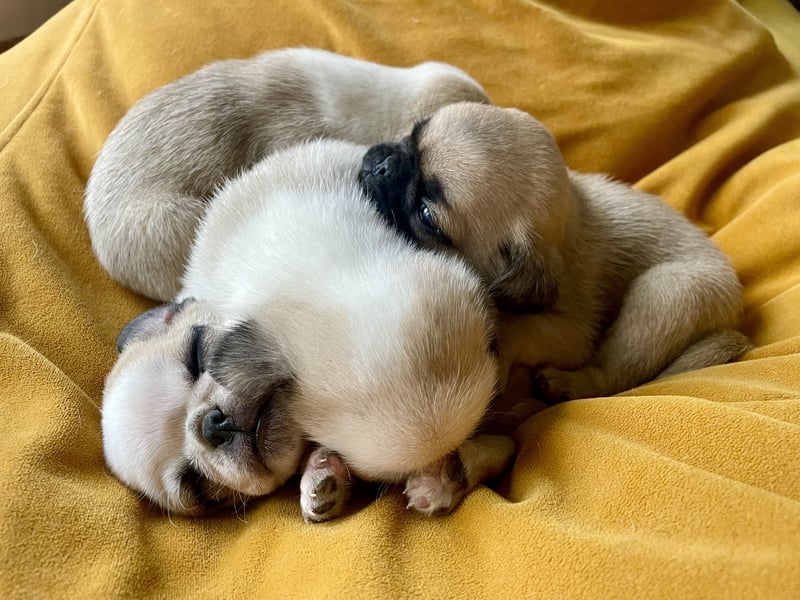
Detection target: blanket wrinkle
<box><xmin>1</xmin><ymin>0</ymin><xmax>800</xmax><ymax>597</ymax></box>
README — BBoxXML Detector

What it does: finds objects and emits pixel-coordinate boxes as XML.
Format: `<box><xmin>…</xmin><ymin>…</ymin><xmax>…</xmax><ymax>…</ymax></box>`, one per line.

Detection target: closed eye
<box><xmin>187</xmin><ymin>326</ymin><xmax>206</xmax><ymax>381</ymax></box>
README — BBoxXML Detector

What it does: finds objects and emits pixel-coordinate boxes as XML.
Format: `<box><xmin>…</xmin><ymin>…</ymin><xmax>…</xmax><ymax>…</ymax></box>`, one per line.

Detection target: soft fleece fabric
<box><xmin>1</xmin><ymin>0</ymin><xmax>799</xmax><ymax>597</ymax></box>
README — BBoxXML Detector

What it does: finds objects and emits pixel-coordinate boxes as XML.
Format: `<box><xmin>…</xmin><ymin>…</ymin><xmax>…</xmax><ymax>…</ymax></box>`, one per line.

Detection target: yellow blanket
<box><xmin>1</xmin><ymin>0</ymin><xmax>799</xmax><ymax>597</ymax></box>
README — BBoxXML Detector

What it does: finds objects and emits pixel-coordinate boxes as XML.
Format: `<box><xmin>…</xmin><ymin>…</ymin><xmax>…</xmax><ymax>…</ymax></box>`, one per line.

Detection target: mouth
<box><xmin>358</xmin><ymin>167</ymin><xmax>397</xmax><ymax>221</ymax></box>
<box><xmin>253</xmin><ymin>398</ymin><xmax>275</xmax><ymax>466</ymax></box>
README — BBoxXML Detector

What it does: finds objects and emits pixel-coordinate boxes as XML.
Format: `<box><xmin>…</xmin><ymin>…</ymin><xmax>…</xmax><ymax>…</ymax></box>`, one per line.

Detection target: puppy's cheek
<box><xmin>191</xmin><ymin>438</ymin><xmax>254</xmax><ymax>495</ymax></box>
<box><xmin>254</xmin><ymin>399</ymin><xmax>306</xmax><ymax>485</ymax></box>
<box><xmin>202</xmin><ymin>437</ymin><xmax>296</xmax><ymax>498</ymax></box>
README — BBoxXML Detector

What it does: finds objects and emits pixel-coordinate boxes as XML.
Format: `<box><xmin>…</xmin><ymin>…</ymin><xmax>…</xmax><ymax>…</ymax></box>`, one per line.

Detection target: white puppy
<box><xmin>101</xmin><ymin>139</ymin><xmax>513</xmax><ymax>521</ymax></box>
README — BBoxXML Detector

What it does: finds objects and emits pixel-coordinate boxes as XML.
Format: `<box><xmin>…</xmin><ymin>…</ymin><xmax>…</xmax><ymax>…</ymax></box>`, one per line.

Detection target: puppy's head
<box><xmin>359</xmin><ymin>102</ymin><xmax>575</xmax><ymax>312</ymax></box>
<box><xmin>101</xmin><ymin>298</ymin><xmax>305</xmax><ymax>515</ymax></box>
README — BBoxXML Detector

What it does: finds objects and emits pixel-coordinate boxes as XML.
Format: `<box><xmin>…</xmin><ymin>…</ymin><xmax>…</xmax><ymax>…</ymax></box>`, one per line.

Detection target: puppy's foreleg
<box><xmin>299</xmin><ymin>446</ymin><xmax>352</xmax><ymax>523</ymax></box>
<box><xmin>404</xmin><ymin>435</ymin><xmax>515</xmax><ymax>516</ymax></box>
<box><xmin>498</xmin><ymin>312</ymin><xmax>596</xmax><ymax>381</ymax></box>
<box><xmin>535</xmin><ymin>262</ymin><xmax>742</xmax><ymax>401</ymax></box>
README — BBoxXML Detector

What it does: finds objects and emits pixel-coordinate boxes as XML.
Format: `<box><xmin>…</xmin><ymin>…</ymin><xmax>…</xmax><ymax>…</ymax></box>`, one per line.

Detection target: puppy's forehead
<box><xmin>420</xmin><ymin>102</ymin><xmax>550</xmax><ymax>157</ymax></box>
<box><xmin>416</xmin><ymin>103</ymin><xmax>533</xmax><ymax>193</ymax></box>
<box><xmin>419</xmin><ymin>109</ymin><xmax>490</xmax><ymax>168</ymax></box>
<box><xmin>418</xmin><ymin>103</ymin><xmax>563</xmax><ymax>206</ymax></box>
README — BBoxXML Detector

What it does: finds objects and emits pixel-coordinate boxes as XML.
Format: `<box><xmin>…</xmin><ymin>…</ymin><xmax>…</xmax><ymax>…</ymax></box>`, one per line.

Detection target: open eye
<box><xmin>418</xmin><ymin>200</ymin><xmax>441</xmax><ymax>235</ymax></box>
<box><xmin>187</xmin><ymin>326</ymin><xmax>206</xmax><ymax>381</ymax></box>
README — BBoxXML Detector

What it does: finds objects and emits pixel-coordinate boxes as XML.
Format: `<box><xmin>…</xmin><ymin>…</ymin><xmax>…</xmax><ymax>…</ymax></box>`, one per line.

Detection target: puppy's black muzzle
<box><xmin>202</xmin><ymin>408</ymin><xmax>240</xmax><ymax>447</ymax></box>
<box><xmin>359</xmin><ymin>140</ymin><xmax>417</xmax><ymax>242</ymax></box>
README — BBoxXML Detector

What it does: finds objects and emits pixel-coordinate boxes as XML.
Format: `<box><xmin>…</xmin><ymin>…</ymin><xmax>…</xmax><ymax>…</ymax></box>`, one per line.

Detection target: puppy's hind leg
<box><xmin>299</xmin><ymin>446</ymin><xmax>352</xmax><ymax>523</ymax></box>
<box><xmin>85</xmin><ymin>189</ymin><xmax>207</xmax><ymax>301</ymax></box>
<box><xmin>656</xmin><ymin>329</ymin><xmax>751</xmax><ymax>380</ymax></box>
<box><xmin>404</xmin><ymin>435</ymin><xmax>515</xmax><ymax>517</ymax></box>
<box><xmin>536</xmin><ymin>261</ymin><xmax>742</xmax><ymax>401</ymax></box>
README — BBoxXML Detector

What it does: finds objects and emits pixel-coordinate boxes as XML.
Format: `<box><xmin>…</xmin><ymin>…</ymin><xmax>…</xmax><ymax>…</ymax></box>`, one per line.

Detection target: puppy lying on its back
<box><xmin>90</xmin><ymin>50</ymin><xmax>507</xmax><ymax>522</ymax></box>
<box><xmin>84</xmin><ymin>47</ymin><xmax>489</xmax><ymax>301</ymax></box>
<box><xmin>360</xmin><ymin>102</ymin><xmax>750</xmax><ymax>404</ymax></box>
<box><xmin>100</xmin><ymin>138</ymin><xmax>513</xmax><ymax>522</ymax></box>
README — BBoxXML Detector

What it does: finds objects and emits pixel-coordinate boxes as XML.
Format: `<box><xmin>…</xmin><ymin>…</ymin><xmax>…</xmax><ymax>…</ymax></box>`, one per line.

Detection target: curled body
<box><xmin>101</xmin><ymin>139</ymin><xmax>510</xmax><ymax>521</ymax></box>
<box><xmin>84</xmin><ymin>48</ymin><xmax>489</xmax><ymax>301</ymax></box>
<box><xmin>360</xmin><ymin>102</ymin><xmax>750</xmax><ymax>405</ymax></box>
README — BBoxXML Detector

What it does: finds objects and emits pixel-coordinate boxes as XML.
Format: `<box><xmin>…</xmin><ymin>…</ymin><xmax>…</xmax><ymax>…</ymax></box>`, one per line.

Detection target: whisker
<box><xmin>375</xmin><ymin>482</ymin><xmax>393</xmax><ymax>502</ymax></box>
<box><xmin>238</xmin><ymin>495</ymin><xmax>249</xmax><ymax>523</ymax></box>
<box><xmin>232</xmin><ymin>491</ymin><xmax>249</xmax><ymax>523</ymax></box>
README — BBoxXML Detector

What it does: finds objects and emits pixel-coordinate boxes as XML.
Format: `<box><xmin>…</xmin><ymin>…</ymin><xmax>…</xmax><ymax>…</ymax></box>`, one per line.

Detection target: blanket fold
<box><xmin>1</xmin><ymin>0</ymin><xmax>798</xmax><ymax>597</ymax></box>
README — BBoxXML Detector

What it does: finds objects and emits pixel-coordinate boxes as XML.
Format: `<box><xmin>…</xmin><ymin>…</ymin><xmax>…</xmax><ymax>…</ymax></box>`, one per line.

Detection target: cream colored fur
<box><xmin>360</xmin><ymin>102</ymin><xmax>750</xmax><ymax>405</ymax></box>
<box><xmin>84</xmin><ymin>48</ymin><xmax>488</xmax><ymax>301</ymax></box>
<box><xmin>101</xmin><ymin>139</ymin><xmax>504</xmax><ymax>520</ymax></box>
<box><xmin>179</xmin><ymin>140</ymin><xmax>498</xmax><ymax>478</ymax></box>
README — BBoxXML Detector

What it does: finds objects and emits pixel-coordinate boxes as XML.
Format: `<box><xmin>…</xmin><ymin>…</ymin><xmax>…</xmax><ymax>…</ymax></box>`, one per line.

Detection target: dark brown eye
<box><xmin>418</xmin><ymin>200</ymin><xmax>440</xmax><ymax>234</ymax></box>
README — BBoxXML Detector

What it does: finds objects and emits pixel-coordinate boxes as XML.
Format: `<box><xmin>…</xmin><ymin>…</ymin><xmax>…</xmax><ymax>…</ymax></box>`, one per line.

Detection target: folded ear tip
<box><xmin>489</xmin><ymin>246</ymin><xmax>560</xmax><ymax>313</ymax></box>
<box><xmin>115</xmin><ymin>299</ymin><xmax>191</xmax><ymax>353</ymax></box>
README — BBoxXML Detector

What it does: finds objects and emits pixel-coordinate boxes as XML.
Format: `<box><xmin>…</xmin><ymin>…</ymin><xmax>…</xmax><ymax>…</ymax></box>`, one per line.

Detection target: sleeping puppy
<box><xmin>84</xmin><ymin>47</ymin><xmax>489</xmax><ymax>302</ymax></box>
<box><xmin>101</xmin><ymin>139</ymin><xmax>514</xmax><ymax>522</ymax></box>
<box><xmin>359</xmin><ymin>102</ymin><xmax>750</xmax><ymax>403</ymax></box>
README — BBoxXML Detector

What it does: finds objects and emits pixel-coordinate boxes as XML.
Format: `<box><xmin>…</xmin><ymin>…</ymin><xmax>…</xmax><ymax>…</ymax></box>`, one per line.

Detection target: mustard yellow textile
<box><xmin>741</xmin><ymin>0</ymin><xmax>800</xmax><ymax>69</ymax></box>
<box><xmin>1</xmin><ymin>0</ymin><xmax>799</xmax><ymax>597</ymax></box>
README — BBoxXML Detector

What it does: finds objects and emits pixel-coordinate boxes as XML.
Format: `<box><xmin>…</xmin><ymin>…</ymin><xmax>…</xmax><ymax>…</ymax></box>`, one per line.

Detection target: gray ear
<box><xmin>116</xmin><ymin>298</ymin><xmax>196</xmax><ymax>353</ymax></box>
<box><xmin>490</xmin><ymin>245</ymin><xmax>560</xmax><ymax>313</ymax></box>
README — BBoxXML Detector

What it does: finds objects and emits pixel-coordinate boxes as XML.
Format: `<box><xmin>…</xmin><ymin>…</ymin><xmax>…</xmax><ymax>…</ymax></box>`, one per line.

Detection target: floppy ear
<box><xmin>116</xmin><ymin>297</ymin><xmax>196</xmax><ymax>353</ymax></box>
<box><xmin>489</xmin><ymin>244</ymin><xmax>560</xmax><ymax>313</ymax></box>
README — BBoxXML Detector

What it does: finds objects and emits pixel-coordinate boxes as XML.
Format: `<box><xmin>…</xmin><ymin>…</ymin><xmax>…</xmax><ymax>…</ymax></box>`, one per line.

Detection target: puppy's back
<box><xmin>570</xmin><ymin>171</ymin><xmax>743</xmax><ymax>327</ymax></box>
<box><xmin>84</xmin><ymin>48</ymin><xmax>489</xmax><ymax>301</ymax></box>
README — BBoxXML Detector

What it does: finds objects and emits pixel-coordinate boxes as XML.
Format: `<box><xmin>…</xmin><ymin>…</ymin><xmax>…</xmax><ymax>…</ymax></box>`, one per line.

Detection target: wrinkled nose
<box><xmin>360</xmin><ymin>142</ymin><xmax>412</xmax><ymax>184</ymax></box>
<box><xmin>372</xmin><ymin>152</ymin><xmax>399</xmax><ymax>178</ymax></box>
<box><xmin>202</xmin><ymin>408</ymin><xmax>239</xmax><ymax>447</ymax></box>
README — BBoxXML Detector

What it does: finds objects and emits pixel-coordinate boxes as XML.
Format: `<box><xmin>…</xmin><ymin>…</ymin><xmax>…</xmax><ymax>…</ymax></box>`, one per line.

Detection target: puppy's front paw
<box><xmin>533</xmin><ymin>366</ymin><xmax>602</xmax><ymax>402</ymax></box>
<box><xmin>404</xmin><ymin>453</ymin><xmax>468</xmax><ymax>517</ymax></box>
<box><xmin>299</xmin><ymin>447</ymin><xmax>351</xmax><ymax>523</ymax></box>
<box><xmin>532</xmin><ymin>367</ymin><xmax>575</xmax><ymax>403</ymax></box>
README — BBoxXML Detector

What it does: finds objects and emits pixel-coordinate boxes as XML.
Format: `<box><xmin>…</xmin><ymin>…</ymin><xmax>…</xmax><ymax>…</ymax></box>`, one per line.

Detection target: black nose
<box><xmin>202</xmin><ymin>408</ymin><xmax>239</xmax><ymax>447</ymax></box>
<box><xmin>359</xmin><ymin>142</ymin><xmax>416</xmax><ymax>224</ymax></box>
<box><xmin>372</xmin><ymin>153</ymin><xmax>399</xmax><ymax>178</ymax></box>
<box><xmin>362</xmin><ymin>142</ymin><xmax>410</xmax><ymax>179</ymax></box>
